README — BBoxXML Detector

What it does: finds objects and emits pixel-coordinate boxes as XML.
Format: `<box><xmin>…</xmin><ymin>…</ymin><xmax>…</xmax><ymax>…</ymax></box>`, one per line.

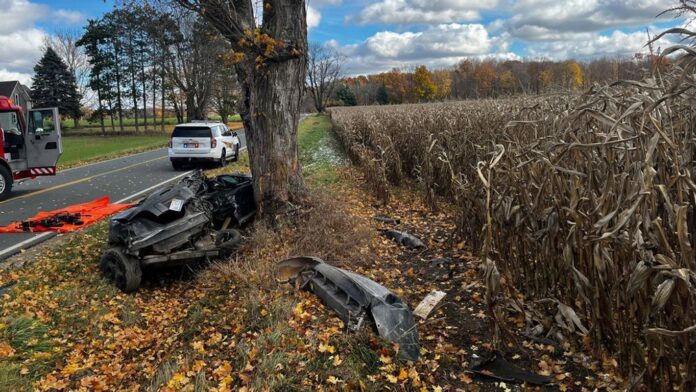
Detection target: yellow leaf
<box><xmin>433</xmin><ymin>386</ymin><xmax>443</xmax><ymax>392</ymax></box>
<box><xmin>0</xmin><ymin>342</ymin><xmax>15</xmax><ymax>357</ymax></box>
<box><xmin>379</xmin><ymin>355</ymin><xmax>392</xmax><ymax>364</ymax></box>
<box><xmin>260</xmin><ymin>308</ymin><xmax>268</xmax><ymax>316</ymax></box>
<box><xmin>327</xmin><ymin>376</ymin><xmax>339</xmax><ymax>384</ymax></box>
<box><xmin>386</xmin><ymin>374</ymin><xmax>398</xmax><ymax>384</ymax></box>
<box><xmin>318</xmin><ymin>343</ymin><xmax>335</xmax><ymax>354</ymax></box>
<box><xmin>192</xmin><ymin>360</ymin><xmax>206</xmax><ymax>372</ymax></box>
<box><xmin>398</xmin><ymin>368</ymin><xmax>408</xmax><ymax>381</ymax></box>
<box><xmin>213</xmin><ymin>361</ymin><xmax>233</xmax><ymax>381</ymax></box>
<box><xmin>167</xmin><ymin>373</ymin><xmax>190</xmax><ymax>389</ymax></box>
<box><xmin>332</xmin><ymin>355</ymin><xmax>343</xmax><ymax>366</ymax></box>
<box><xmin>192</xmin><ymin>340</ymin><xmax>205</xmax><ymax>353</ymax></box>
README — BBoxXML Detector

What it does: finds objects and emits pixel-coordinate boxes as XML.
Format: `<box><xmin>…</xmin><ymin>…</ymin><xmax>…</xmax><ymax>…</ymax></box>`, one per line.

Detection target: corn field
<box><xmin>330</xmin><ymin>37</ymin><xmax>696</xmax><ymax>389</ymax></box>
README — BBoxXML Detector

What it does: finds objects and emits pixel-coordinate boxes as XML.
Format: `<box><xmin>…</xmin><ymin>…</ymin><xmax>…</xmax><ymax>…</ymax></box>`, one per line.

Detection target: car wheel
<box><xmin>216</xmin><ymin>229</ymin><xmax>242</xmax><ymax>258</ymax></box>
<box><xmin>219</xmin><ymin>149</ymin><xmax>227</xmax><ymax>167</ymax></box>
<box><xmin>0</xmin><ymin>165</ymin><xmax>12</xmax><ymax>200</ymax></box>
<box><xmin>231</xmin><ymin>145</ymin><xmax>240</xmax><ymax>162</ymax></box>
<box><xmin>100</xmin><ymin>247</ymin><xmax>142</xmax><ymax>293</ymax></box>
<box><xmin>171</xmin><ymin>161</ymin><xmax>183</xmax><ymax>171</ymax></box>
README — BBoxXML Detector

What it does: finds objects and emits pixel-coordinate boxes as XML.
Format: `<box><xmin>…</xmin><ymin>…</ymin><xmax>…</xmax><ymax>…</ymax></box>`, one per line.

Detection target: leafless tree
<box><xmin>211</xmin><ymin>63</ymin><xmax>239</xmax><ymax>124</ymax></box>
<box><xmin>175</xmin><ymin>0</ymin><xmax>308</xmax><ymax>218</ymax></box>
<box><xmin>43</xmin><ymin>30</ymin><xmax>95</xmax><ymax>124</ymax></box>
<box><xmin>307</xmin><ymin>43</ymin><xmax>343</xmax><ymax>112</ymax></box>
<box><xmin>158</xmin><ymin>6</ymin><xmax>225</xmax><ymax>121</ymax></box>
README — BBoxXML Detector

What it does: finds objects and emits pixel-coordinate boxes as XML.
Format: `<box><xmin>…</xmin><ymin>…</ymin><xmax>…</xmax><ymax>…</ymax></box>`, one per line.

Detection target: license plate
<box><xmin>184</xmin><ymin>143</ymin><xmax>199</xmax><ymax>148</ymax></box>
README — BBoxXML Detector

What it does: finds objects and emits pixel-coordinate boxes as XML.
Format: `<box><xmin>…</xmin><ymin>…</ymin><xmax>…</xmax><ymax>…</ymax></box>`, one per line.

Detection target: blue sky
<box><xmin>0</xmin><ymin>0</ymin><xmax>685</xmax><ymax>83</ymax></box>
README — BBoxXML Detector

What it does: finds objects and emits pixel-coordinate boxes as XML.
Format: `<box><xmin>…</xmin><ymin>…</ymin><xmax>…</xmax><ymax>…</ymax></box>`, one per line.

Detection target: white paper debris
<box><xmin>169</xmin><ymin>199</ymin><xmax>184</xmax><ymax>212</ymax></box>
<box><xmin>413</xmin><ymin>290</ymin><xmax>446</xmax><ymax>319</ymax></box>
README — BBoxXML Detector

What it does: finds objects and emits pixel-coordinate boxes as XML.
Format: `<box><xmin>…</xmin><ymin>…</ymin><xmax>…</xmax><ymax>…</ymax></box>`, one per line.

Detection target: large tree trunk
<box><xmin>236</xmin><ymin>57</ymin><xmax>306</xmax><ymax>216</ymax></box>
<box><xmin>185</xmin><ymin>92</ymin><xmax>197</xmax><ymax>121</ymax></box>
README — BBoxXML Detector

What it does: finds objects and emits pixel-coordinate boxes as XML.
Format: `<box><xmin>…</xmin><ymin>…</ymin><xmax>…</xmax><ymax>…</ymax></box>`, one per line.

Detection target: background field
<box><xmin>58</xmin><ymin>136</ymin><xmax>168</xmax><ymax>168</ymax></box>
<box><xmin>62</xmin><ymin>115</ymin><xmax>242</xmax><ymax>130</ymax></box>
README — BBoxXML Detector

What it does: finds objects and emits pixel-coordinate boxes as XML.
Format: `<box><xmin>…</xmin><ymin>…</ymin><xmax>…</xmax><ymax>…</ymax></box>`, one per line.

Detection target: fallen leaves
<box><xmin>0</xmin><ymin>163</ymin><xmax>624</xmax><ymax>391</ymax></box>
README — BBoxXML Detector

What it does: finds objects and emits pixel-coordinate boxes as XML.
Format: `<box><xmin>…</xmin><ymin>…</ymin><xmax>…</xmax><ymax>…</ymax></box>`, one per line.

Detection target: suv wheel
<box><xmin>171</xmin><ymin>161</ymin><xmax>183</xmax><ymax>171</ymax></box>
<box><xmin>231</xmin><ymin>145</ymin><xmax>240</xmax><ymax>162</ymax></box>
<box><xmin>219</xmin><ymin>149</ymin><xmax>227</xmax><ymax>167</ymax></box>
<box><xmin>0</xmin><ymin>165</ymin><xmax>12</xmax><ymax>200</ymax></box>
<box><xmin>100</xmin><ymin>247</ymin><xmax>142</xmax><ymax>293</ymax></box>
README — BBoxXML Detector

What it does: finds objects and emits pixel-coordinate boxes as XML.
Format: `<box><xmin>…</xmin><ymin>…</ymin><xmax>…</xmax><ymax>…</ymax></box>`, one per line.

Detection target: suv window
<box><xmin>172</xmin><ymin>126</ymin><xmax>212</xmax><ymax>138</ymax></box>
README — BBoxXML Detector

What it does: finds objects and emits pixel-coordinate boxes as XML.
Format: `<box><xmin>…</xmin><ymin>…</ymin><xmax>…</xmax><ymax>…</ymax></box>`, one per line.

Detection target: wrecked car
<box><xmin>277</xmin><ymin>256</ymin><xmax>420</xmax><ymax>361</ymax></box>
<box><xmin>101</xmin><ymin>171</ymin><xmax>255</xmax><ymax>292</ymax></box>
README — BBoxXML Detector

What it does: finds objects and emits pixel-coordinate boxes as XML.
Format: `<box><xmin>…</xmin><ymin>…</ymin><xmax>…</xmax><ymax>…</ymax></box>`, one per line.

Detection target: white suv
<box><xmin>168</xmin><ymin>122</ymin><xmax>241</xmax><ymax>170</ymax></box>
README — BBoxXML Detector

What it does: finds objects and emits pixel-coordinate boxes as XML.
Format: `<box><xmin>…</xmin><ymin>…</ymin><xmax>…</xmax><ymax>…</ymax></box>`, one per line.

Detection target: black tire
<box><xmin>100</xmin><ymin>247</ymin><xmax>142</xmax><ymax>293</ymax></box>
<box><xmin>171</xmin><ymin>161</ymin><xmax>183</xmax><ymax>171</ymax></box>
<box><xmin>219</xmin><ymin>149</ymin><xmax>227</xmax><ymax>167</ymax></box>
<box><xmin>0</xmin><ymin>165</ymin><xmax>12</xmax><ymax>200</ymax></box>
<box><xmin>216</xmin><ymin>229</ymin><xmax>242</xmax><ymax>257</ymax></box>
<box><xmin>231</xmin><ymin>145</ymin><xmax>240</xmax><ymax>162</ymax></box>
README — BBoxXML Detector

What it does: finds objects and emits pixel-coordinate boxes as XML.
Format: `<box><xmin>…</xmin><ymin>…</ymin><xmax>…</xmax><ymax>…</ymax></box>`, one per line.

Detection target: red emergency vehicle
<box><xmin>0</xmin><ymin>96</ymin><xmax>62</xmax><ymax>199</ymax></box>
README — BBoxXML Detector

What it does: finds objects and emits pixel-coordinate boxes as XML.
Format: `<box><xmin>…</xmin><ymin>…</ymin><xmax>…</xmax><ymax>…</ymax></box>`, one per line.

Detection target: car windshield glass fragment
<box><xmin>172</xmin><ymin>127</ymin><xmax>211</xmax><ymax>138</ymax></box>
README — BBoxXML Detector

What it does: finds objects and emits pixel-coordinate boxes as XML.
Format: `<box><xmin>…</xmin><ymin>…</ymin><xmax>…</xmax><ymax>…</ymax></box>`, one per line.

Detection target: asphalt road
<box><xmin>0</xmin><ymin>132</ymin><xmax>246</xmax><ymax>260</ymax></box>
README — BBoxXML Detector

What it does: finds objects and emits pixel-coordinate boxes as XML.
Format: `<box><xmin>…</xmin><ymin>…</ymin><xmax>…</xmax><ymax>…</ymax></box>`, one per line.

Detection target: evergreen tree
<box><xmin>32</xmin><ymin>47</ymin><xmax>82</xmax><ymax>121</ymax></box>
<box><xmin>376</xmin><ymin>84</ymin><xmax>389</xmax><ymax>105</ymax></box>
<box><xmin>336</xmin><ymin>84</ymin><xmax>357</xmax><ymax>106</ymax></box>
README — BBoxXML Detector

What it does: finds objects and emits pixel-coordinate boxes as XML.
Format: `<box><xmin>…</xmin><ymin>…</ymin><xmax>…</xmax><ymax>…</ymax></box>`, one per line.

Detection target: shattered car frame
<box><xmin>101</xmin><ymin>171</ymin><xmax>255</xmax><ymax>292</ymax></box>
<box><xmin>277</xmin><ymin>256</ymin><xmax>420</xmax><ymax>361</ymax></box>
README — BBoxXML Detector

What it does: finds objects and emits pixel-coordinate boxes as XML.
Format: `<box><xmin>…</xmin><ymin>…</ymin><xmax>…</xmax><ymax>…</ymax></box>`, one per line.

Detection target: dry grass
<box><xmin>331</xmin><ymin>50</ymin><xmax>696</xmax><ymax>388</ymax></box>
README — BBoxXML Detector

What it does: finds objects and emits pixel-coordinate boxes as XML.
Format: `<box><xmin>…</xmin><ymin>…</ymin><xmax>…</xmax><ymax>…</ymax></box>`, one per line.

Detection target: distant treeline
<box><xmin>338</xmin><ymin>56</ymin><xmax>669</xmax><ymax>106</ymax></box>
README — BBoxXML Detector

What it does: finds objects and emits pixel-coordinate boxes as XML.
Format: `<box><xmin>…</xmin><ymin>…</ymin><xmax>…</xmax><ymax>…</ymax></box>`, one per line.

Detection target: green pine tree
<box><xmin>31</xmin><ymin>47</ymin><xmax>82</xmax><ymax>121</ymax></box>
<box><xmin>336</xmin><ymin>84</ymin><xmax>357</xmax><ymax>106</ymax></box>
<box><xmin>376</xmin><ymin>84</ymin><xmax>389</xmax><ymax>105</ymax></box>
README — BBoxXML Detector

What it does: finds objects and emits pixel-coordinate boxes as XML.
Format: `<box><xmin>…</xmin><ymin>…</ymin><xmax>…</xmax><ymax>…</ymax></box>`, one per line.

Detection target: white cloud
<box><xmin>307</xmin><ymin>5</ymin><xmax>321</xmax><ymax>29</ymax></box>
<box><xmin>503</xmin><ymin>0</ymin><xmax>674</xmax><ymax>40</ymax></box>
<box><xmin>351</xmin><ymin>0</ymin><xmax>498</xmax><ymax>25</ymax></box>
<box><xmin>0</xmin><ymin>1</ymin><xmax>87</xmax><ymax>84</ymax></box>
<box><xmin>336</xmin><ymin>23</ymin><xmax>518</xmax><ymax>74</ymax></box>
<box><xmin>53</xmin><ymin>9</ymin><xmax>86</xmax><ymax>26</ymax></box>
<box><xmin>0</xmin><ymin>69</ymin><xmax>32</xmax><ymax>86</ymax></box>
<box><xmin>525</xmin><ymin>29</ymin><xmax>674</xmax><ymax>60</ymax></box>
<box><xmin>0</xmin><ymin>28</ymin><xmax>46</xmax><ymax>76</ymax></box>
<box><xmin>0</xmin><ymin>0</ymin><xmax>46</xmax><ymax>35</ymax></box>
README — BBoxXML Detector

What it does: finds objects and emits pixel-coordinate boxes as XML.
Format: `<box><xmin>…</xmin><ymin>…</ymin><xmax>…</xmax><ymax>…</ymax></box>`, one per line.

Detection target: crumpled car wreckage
<box><xmin>277</xmin><ymin>256</ymin><xmax>420</xmax><ymax>361</ymax></box>
<box><xmin>101</xmin><ymin>171</ymin><xmax>255</xmax><ymax>292</ymax></box>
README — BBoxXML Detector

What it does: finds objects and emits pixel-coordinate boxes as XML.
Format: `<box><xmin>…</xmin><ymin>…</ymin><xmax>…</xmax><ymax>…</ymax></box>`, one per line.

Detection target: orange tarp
<box><xmin>0</xmin><ymin>197</ymin><xmax>133</xmax><ymax>233</ymax></box>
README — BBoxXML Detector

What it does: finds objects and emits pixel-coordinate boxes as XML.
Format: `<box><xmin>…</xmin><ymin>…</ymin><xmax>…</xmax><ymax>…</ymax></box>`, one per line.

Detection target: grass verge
<box><xmin>58</xmin><ymin>135</ymin><xmax>168</xmax><ymax>169</ymax></box>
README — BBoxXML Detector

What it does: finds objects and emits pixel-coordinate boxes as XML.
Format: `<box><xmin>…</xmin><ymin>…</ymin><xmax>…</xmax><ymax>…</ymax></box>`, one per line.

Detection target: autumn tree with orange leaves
<box><xmin>413</xmin><ymin>65</ymin><xmax>437</xmax><ymax>101</ymax></box>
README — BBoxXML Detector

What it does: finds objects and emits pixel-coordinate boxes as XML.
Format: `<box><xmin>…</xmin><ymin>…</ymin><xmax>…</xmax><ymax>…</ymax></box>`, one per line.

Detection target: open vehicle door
<box><xmin>26</xmin><ymin>108</ymin><xmax>62</xmax><ymax>169</ymax></box>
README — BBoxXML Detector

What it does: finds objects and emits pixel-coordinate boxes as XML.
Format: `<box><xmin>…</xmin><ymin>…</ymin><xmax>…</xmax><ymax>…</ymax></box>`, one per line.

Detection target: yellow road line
<box><xmin>0</xmin><ymin>155</ymin><xmax>166</xmax><ymax>206</ymax></box>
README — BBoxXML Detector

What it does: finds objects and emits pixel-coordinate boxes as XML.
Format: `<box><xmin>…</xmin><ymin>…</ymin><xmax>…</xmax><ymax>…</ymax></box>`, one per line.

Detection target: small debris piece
<box><xmin>379</xmin><ymin>229</ymin><xmax>425</xmax><ymax>249</ymax></box>
<box><xmin>372</xmin><ymin>215</ymin><xmax>401</xmax><ymax>225</ymax></box>
<box><xmin>413</xmin><ymin>290</ymin><xmax>446</xmax><ymax>319</ymax></box>
<box><xmin>430</xmin><ymin>257</ymin><xmax>452</xmax><ymax>267</ymax></box>
<box><xmin>471</xmin><ymin>352</ymin><xmax>551</xmax><ymax>385</ymax></box>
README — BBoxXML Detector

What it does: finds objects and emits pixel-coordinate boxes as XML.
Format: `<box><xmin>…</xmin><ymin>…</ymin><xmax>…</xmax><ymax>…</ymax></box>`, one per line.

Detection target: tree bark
<box><xmin>235</xmin><ymin>56</ymin><xmax>306</xmax><ymax>216</ymax></box>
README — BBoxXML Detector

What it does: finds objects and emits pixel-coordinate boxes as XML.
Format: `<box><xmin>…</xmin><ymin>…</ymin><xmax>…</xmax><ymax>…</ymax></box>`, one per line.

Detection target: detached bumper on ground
<box><xmin>277</xmin><ymin>256</ymin><xmax>421</xmax><ymax>361</ymax></box>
